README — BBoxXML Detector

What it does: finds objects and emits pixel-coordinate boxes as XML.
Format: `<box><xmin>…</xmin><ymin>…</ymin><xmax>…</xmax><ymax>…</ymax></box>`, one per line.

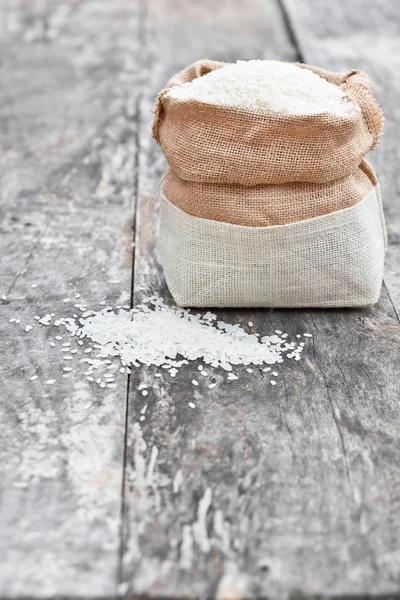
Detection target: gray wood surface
<box><xmin>0</xmin><ymin>0</ymin><xmax>399</xmax><ymax>599</ymax></box>
<box><xmin>121</xmin><ymin>1</ymin><xmax>400</xmax><ymax>599</ymax></box>
<box><xmin>0</xmin><ymin>1</ymin><xmax>139</xmax><ymax>596</ymax></box>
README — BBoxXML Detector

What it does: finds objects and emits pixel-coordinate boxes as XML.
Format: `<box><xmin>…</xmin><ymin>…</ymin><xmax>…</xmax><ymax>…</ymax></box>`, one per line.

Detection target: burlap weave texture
<box><xmin>152</xmin><ymin>60</ymin><xmax>383</xmax><ymax>186</ymax></box>
<box><xmin>163</xmin><ymin>160</ymin><xmax>377</xmax><ymax>226</ymax></box>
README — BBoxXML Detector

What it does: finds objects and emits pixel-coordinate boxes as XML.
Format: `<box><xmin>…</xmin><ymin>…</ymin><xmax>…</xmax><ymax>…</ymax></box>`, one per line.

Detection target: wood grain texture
<box><xmin>0</xmin><ymin>1</ymin><xmax>139</xmax><ymax>596</ymax></box>
<box><xmin>282</xmin><ymin>0</ymin><xmax>400</xmax><ymax>315</ymax></box>
<box><xmin>1</xmin><ymin>0</ymin><xmax>399</xmax><ymax>598</ymax></box>
<box><xmin>122</xmin><ymin>1</ymin><xmax>400</xmax><ymax>599</ymax></box>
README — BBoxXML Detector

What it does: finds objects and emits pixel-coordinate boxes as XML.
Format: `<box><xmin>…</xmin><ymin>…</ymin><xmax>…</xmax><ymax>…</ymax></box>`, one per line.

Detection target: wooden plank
<box><xmin>0</xmin><ymin>1</ymin><xmax>141</xmax><ymax>596</ymax></box>
<box><xmin>122</xmin><ymin>0</ymin><xmax>400</xmax><ymax>598</ymax></box>
<box><xmin>282</xmin><ymin>0</ymin><xmax>400</xmax><ymax>316</ymax></box>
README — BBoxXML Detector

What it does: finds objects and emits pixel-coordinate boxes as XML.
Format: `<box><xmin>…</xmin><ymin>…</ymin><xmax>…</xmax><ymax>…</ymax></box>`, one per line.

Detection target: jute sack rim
<box><xmin>160</xmin><ymin>185</ymin><xmax>386</xmax><ymax>238</ymax></box>
<box><xmin>162</xmin><ymin>159</ymin><xmax>377</xmax><ymax>227</ymax></box>
<box><xmin>152</xmin><ymin>59</ymin><xmax>384</xmax><ymax>150</ymax></box>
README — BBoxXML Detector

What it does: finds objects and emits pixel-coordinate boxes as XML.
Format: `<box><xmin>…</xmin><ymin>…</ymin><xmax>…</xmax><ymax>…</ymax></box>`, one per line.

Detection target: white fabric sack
<box><xmin>158</xmin><ymin>186</ymin><xmax>386</xmax><ymax>308</ymax></box>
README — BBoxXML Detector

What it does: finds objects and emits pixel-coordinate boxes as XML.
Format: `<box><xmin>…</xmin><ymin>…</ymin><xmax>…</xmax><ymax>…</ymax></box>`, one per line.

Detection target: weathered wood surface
<box><xmin>0</xmin><ymin>0</ymin><xmax>399</xmax><ymax>599</ymax></box>
<box><xmin>122</xmin><ymin>1</ymin><xmax>400</xmax><ymax>599</ymax></box>
<box><xmin>0</xmin><ymin>1</ymin><xmax>139</xmax><ymax>596</ymax></box>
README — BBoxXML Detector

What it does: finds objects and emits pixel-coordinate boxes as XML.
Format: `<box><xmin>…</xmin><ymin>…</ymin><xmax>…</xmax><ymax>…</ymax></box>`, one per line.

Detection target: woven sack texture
<box><xmin>152</xmin><ymin>60</ymin><xmax>384</xmax><ymax>186</ymax></box>
<box><xmin>163</xmin><ymin>160</ymin><xmax>377</xmax><ymax>227</ymax></box>
<box><xmin>158</xmin><ymin>186</ymin><xmax>386</xmax><ymax>308</ymax></box>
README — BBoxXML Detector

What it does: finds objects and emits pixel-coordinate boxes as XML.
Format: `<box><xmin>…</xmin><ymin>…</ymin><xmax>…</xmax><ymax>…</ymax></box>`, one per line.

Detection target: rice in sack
<box><xmin>152</xmin><ymin>59</ymin><xmax>386</xmax><ymax>308</ymax></box>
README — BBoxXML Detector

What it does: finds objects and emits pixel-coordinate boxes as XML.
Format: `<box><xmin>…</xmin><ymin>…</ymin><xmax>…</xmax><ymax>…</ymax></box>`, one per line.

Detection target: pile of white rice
<box><xmin>60</xmin><ymin>297</ymin><xmax>305</xmax><ymax>374</ymax></box>
<box><xmin>15</xmin><ymin>296</ymin><xmax>311</xmax><ymax>395</ymax></box>
<box><xmin>167</xmin><ymin>59</ymin><xmax>353</xmax><ymax>116</ymax></box>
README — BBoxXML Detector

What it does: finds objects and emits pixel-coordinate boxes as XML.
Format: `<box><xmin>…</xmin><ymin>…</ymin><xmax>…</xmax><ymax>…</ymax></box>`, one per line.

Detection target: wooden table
<box><xmin>1</xmin><ymin>1</ymin><xmax>399</xmax><ymax>598</ymax></box>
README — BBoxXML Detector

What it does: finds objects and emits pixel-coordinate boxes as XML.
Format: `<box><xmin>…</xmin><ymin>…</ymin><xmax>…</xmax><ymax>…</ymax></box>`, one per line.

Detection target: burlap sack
<box><xmin>154</xmin><ymin>59</ymin><xmax>385</xmax><ymax>307</ymax></box>
<box><xmin>163</xmin><ymin>160</ymin><xmax>376</xmax><ymax>227</ymax></box>
<box><xmin>152</xmin><ymin>60</ymin><xmax>383</xmax><ymax>186</ymax></box>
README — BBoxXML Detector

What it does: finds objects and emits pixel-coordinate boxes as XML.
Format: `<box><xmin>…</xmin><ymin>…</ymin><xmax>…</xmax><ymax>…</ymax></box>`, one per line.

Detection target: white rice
<box><xmin>167</xmin><ymin>59</ymin><xmax>353</xmax><ymax>116</ymax></box>
<box><xmin>59</xmin><ymin>297</ymin><xmax>304</xmax><ymax>372</ymax></box>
